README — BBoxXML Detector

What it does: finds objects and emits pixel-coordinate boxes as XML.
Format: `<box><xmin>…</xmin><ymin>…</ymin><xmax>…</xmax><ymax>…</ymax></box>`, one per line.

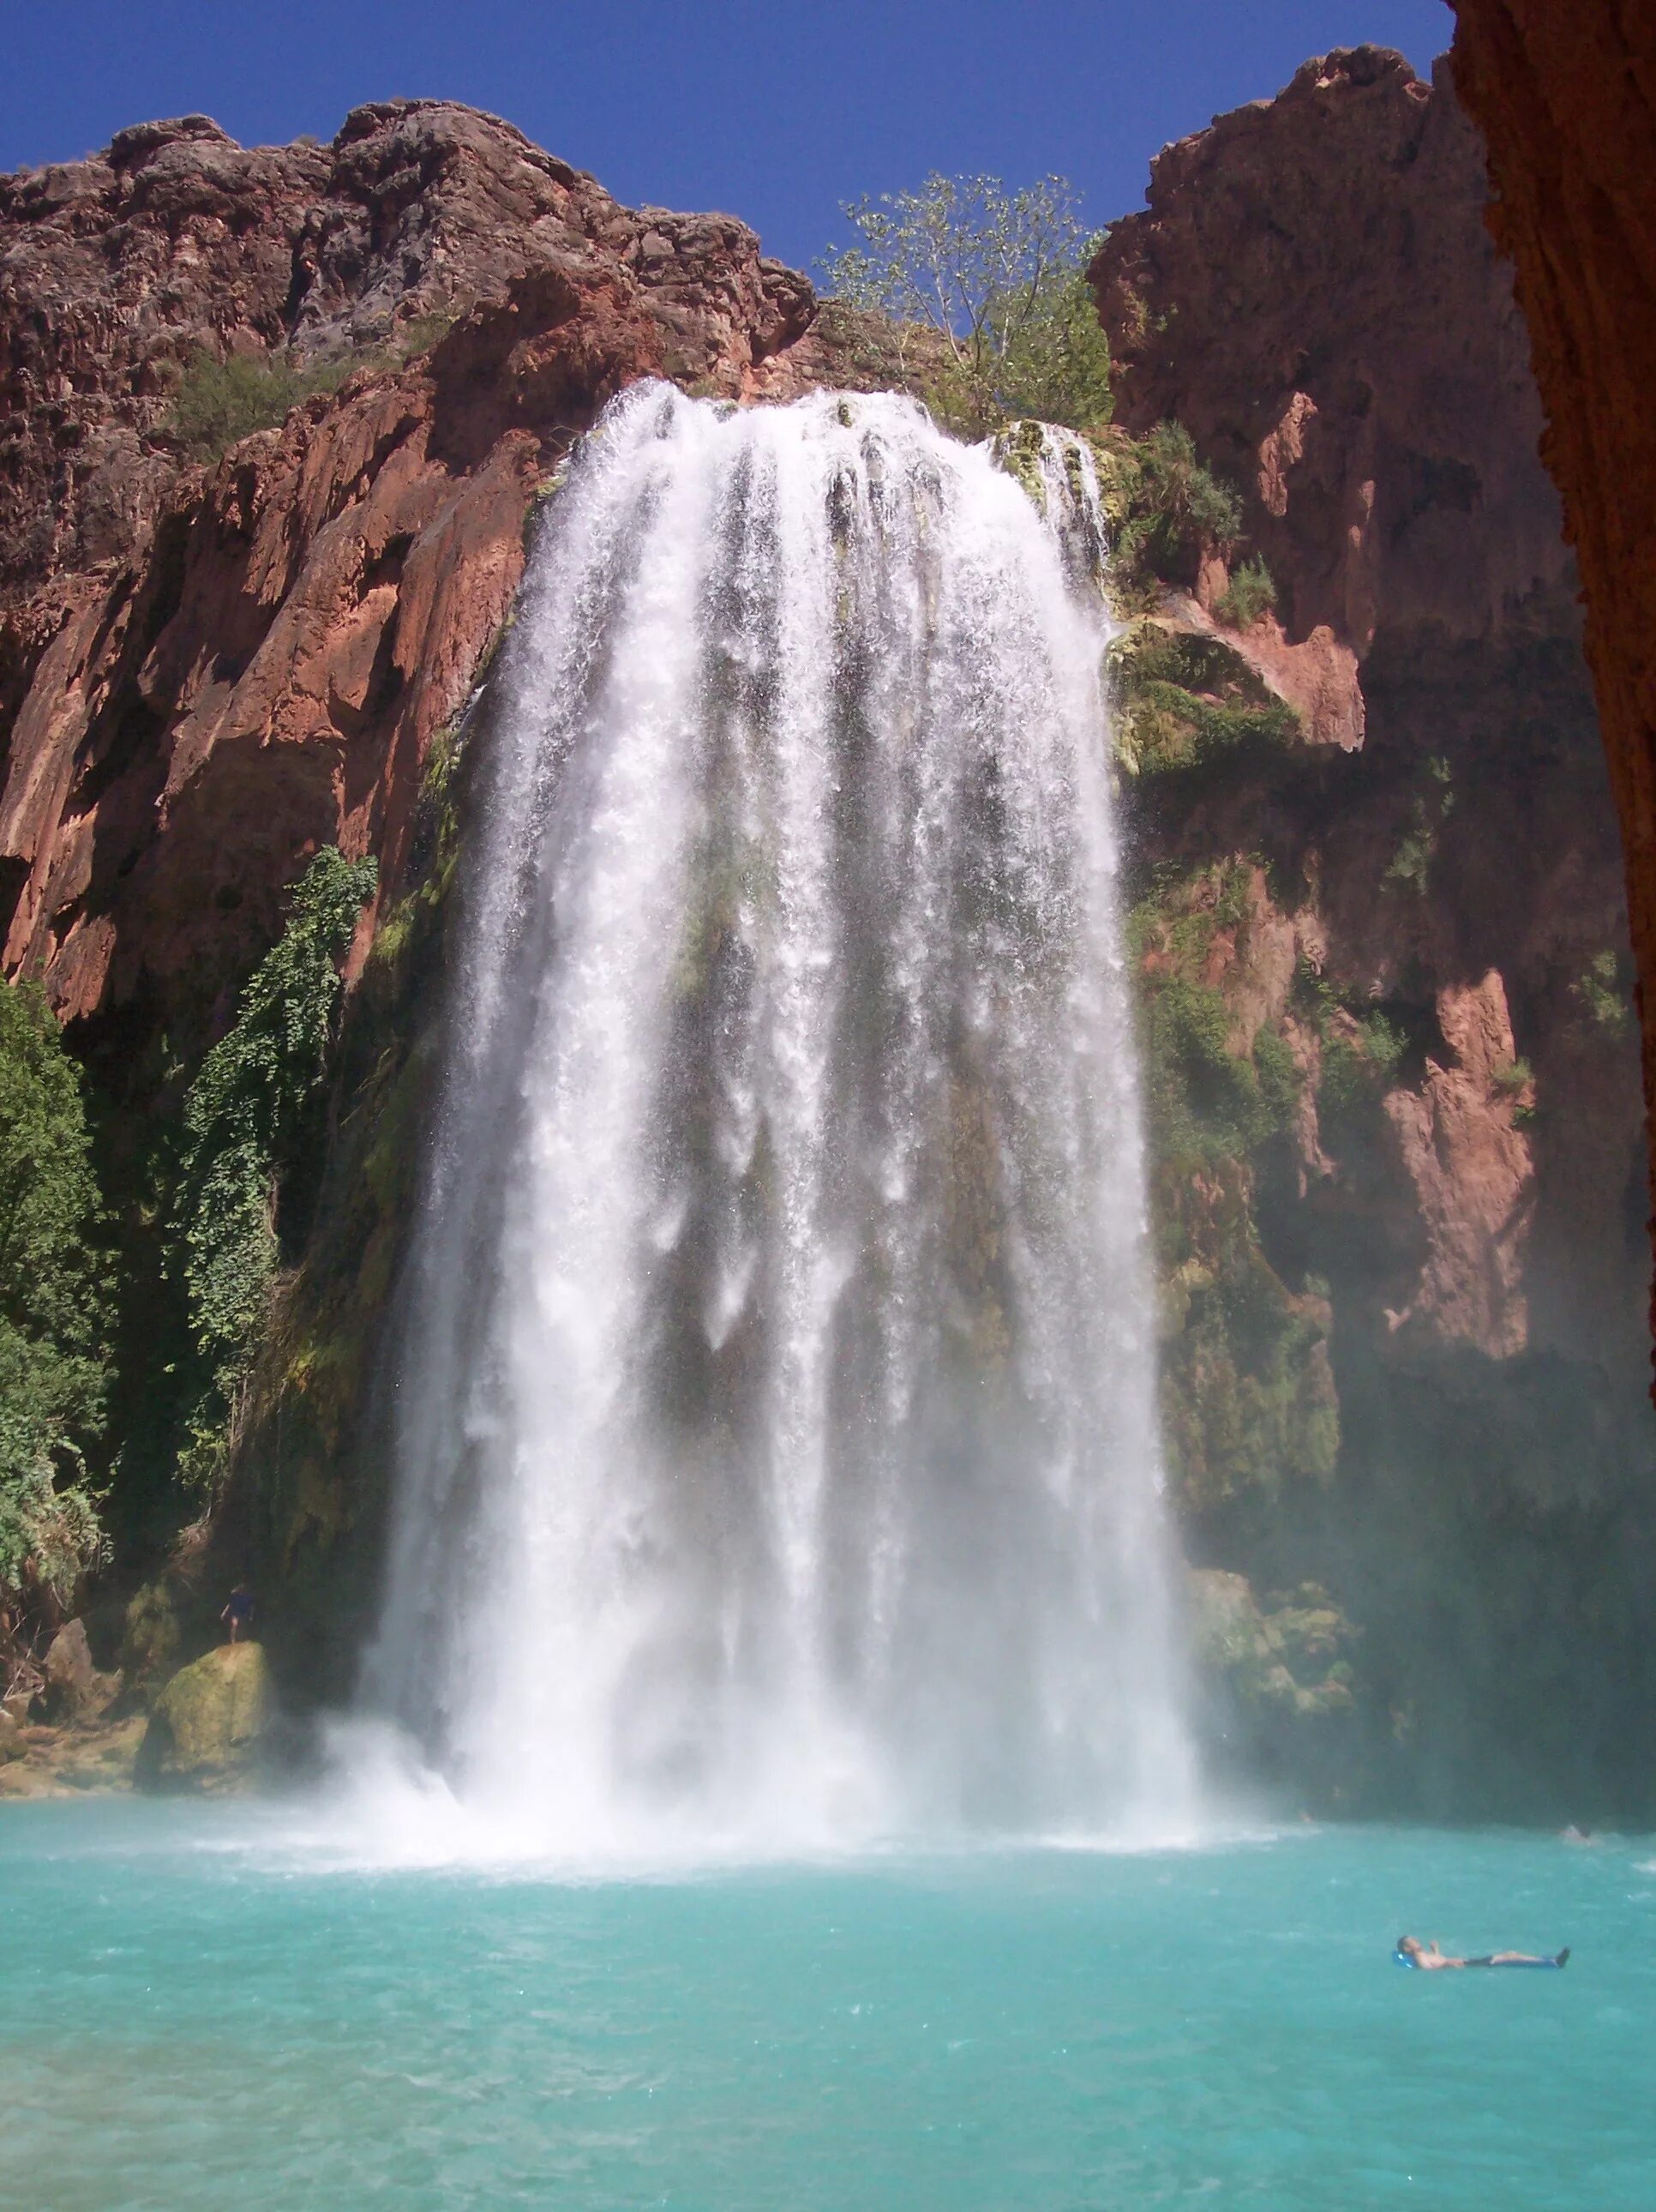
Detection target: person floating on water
<box><xmin>1395</xmin><ymin>1936</ymin><xmax>1569</xmax><ymax>1970</ymax></box>
<box><xmin>221</xmin><ymin>1582</ymin><xmax>255</xmax><ymax>1644</ymax></box>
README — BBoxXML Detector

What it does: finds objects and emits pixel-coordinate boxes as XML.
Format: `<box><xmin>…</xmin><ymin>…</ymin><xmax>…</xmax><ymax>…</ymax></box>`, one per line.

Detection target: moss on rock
<box><xmin>1110</xmin><ymin>622</ymin><xmax>1301</xmax><ymax>778</ymax></box>
<box><xmin>135</xmin><ymin>1640</ymin><xmax>271</xmax><ymax>1791</ymax></box>
<box><xmin>1188</xmin><ymin>1567</ymin><xmax>1356</xmax><ymax>1721</ymax></box>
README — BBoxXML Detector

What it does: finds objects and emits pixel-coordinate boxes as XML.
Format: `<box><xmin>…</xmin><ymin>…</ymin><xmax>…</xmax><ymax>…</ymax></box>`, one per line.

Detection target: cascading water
<box><xmin>358</xmin><ymin>382</ymin><xmax>1198</xmax><ymax>1855</ymax></box>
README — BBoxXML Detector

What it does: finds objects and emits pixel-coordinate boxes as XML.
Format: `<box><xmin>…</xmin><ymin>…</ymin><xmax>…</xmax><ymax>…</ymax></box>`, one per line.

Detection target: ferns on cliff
<box><xmin>1110</xmin><ymin>422</ymin><xmax>1243</xmax><ymax>592</ymax></box>
<box><xmin>0</xmin><ymin>980</ymin><xmax>112</xmax><ymax>1609</ymax></box>
<box><xmin>171</xmin><ymin>847</ymin><xmax>377</xmax><ymax>1494</ymax></box>
<box><xmin>1110</xmin><ymin>626</ymin><xmax>1300</xmax><ymax>777</ymax></box>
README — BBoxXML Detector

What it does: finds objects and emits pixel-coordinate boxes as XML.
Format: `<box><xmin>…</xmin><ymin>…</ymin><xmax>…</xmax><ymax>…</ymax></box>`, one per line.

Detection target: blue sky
<box><xmin>5</xmin><ymin>1</ymin><xmax>1453</xmax><ymax>273</ymax></box>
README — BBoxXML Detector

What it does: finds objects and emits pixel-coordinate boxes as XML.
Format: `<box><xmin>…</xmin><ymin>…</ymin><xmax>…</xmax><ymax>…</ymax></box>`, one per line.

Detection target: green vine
<box><xmin>0</xmin><ymin>980</ymin><xmax>112</xmax><ymax>1608</ymax></box>
<box><xmin>170</xmin><ymin>848</ymin><xmax>377</xmax><ymax>1494</ymax></box>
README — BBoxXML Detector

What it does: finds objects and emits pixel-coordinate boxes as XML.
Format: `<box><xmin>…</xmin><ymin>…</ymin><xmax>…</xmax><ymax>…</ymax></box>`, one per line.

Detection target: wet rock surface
<box><xmin>135</xmin><ymin>1640</ymin><xmax>272</xmax><ymax>1791</ymax></box>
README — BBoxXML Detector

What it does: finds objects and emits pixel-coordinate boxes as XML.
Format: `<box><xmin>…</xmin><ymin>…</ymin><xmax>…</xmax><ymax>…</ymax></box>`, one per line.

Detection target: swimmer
<box><xmin>1395</xmin><ymin>1936</ymin><xmax>1569</xmax><ymax>1969</ymax></box>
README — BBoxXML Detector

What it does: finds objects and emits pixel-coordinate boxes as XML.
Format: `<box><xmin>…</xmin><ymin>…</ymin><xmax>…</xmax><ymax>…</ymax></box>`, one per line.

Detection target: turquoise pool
<box><xmin>3</xmin><ymin>1805</ymin><xmax>1651</xmax><ymax>2209</ymax></box>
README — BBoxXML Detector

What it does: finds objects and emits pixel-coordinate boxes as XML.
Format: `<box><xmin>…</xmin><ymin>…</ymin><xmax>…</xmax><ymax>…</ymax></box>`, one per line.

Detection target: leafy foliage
<box><xmin>1132</xmin><ymin>866</ymin><xmax>1300</xmax><ymax>1172</ymax></box>
<box><xmin>1143</xmin><ymin>980</ymin><xmax>1297</xmax><ymax>1167</ymax></box>
<box><xmin>1384</xmin><ymin>754</ymin><xmax>1455</xmax><ymax>897</ymax></box>
<box><xmin>166</xmin><ymin>348</ymin><xmax>350</xmax><ymax>462</ymax></box>
<box><xmin>1128</xmin><ymin>866</ymin><xmax>1335</xmax><ymax>1512</ymax></box>
<box><xmin>1110</xmin><ymin>626</ymin><xmax>1300</xmax><ymax>778</ymax></box>
<box><xmin>0</xmin><ymin>982</ymin><xmax>111</xmax><ymax>1606</ymax></box>
<box><xmin>820</xmin><ymin>173</ymin><xmax>1113</xmax><ymax>436</ymax></box>
<box><xmin>171</xmin><ymin>848</ymin><xmax>377</xmax><ymax>1493</ymax></box>
<box><xmin>1215</xmin><ymin>554</ymin><xmax>1278</xmax><ymax>630</ymax></box>
<box><xmin>1107</xmin><ymin>422</ymin><xmax>1243</xmax><ymax>596</ymax></box>
<box><xmin>1573</xmin><ymin>948</ymin><xmax>1632</xmax><ymax>1038</ymax></box>
<box><xmin>166</xmin><ymin>315</ymin><xmax>457</xmax><ymax>464</ymax></box>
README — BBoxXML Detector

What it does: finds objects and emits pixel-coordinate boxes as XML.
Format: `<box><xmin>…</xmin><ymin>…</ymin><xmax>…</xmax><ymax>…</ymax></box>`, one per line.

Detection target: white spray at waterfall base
<box><xmin>355</xmin><ymin>383</ymin><xmax>1202</xmax><ymax>1860</ymax></box>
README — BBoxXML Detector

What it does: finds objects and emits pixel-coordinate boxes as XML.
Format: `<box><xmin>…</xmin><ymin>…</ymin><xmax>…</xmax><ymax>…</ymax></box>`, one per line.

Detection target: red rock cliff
<box><xmin>0</xmin><ymin>102</ymin><xmax>829</xmax><ymax>1068</ymax></box>
<box><xmin>1093</xmin><ymin>49</ymin><xmax>1654</xmax><ymax>1816</ymax></box>
<box><xmin>1092</xmin><ymin>47</ymin><xmax>1642</xmax><ymax>1380</ymax></box>
<box><xmin>1448</xmin><ymin>2</ymin><xmax>1656</xmax><ymax>1344</ymax></box>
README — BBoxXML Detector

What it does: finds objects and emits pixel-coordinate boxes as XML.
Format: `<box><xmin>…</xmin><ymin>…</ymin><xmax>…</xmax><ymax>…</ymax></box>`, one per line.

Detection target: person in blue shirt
<box><xmin>220</xmin><ymin>1583</ymin><xmax>255</xmax><ymax>1644</ymax></box>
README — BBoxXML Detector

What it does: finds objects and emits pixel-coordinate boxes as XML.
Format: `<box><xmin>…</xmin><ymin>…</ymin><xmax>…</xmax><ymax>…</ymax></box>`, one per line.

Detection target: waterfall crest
<box><xmin>361</xmin><ymin>382</ymin><xmax>1198</xmax><ymax>1854</ymax></box>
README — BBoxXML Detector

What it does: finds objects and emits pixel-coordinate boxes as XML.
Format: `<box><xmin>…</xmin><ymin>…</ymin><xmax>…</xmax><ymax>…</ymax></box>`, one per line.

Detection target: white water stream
<box><xmin>359</xmin><ymin>383</ymin><xmax>1198</xmax><ymax>1855</ymax></box>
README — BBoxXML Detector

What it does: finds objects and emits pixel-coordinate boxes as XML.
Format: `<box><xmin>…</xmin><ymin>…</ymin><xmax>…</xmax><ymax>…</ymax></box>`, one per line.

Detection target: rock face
<box><xmin>135</xmin><ymin>1639</ymin><xmax>271</xmax><ymax>1789</ymax></box>
<box><xmin>0</xmin><ymin>103</ymin><xmax>813</xmax><ymax>598</ymax></box>
<box><xmin>1448</xmin><ymin>3</ymin><xmax>1656</xmax><ymax>1346</ymax></box>
<box><xmin>1095</xmin><ymin>49</ymin><xmax>1655</xmax><ymax>1817</ymax></box>
<box><xmin>40</xmin><ymin>1616</ymin><xmax>98</xmax><ymax>1720</ymax></box>
<box><xmin>1092</xmin><ymin>48</ymin><xmax>1576</xmax><ymax>688</ymax></box>
<box><xmin>0</xmin><ymin>101</ymin><xmax>828</xmax><ymax>1071</ymax></box>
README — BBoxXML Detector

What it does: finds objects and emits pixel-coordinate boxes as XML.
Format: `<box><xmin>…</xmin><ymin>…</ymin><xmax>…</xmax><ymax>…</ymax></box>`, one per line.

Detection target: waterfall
<box><xmin>359</xmin><ymin>382</ymin><xmax>1198</xmax><ymax>1854</ymax></box>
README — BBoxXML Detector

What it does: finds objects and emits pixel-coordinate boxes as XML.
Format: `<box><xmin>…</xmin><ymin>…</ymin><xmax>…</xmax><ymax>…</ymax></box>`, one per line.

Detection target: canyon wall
<box><xmin>1092</xmin><ymin>48</ymin><xmax>1654</xmax><ymax>1816</ymax></box>
<box><xmin>1447</xmin><ymin>2</ymin><xmax>1656</xmax><ymax>1342</ymax></box>
<box><xmin>0</xmin><ymin>100</ymin><xmax>843</xmax><ymax>1082</ymax></box>
<box><xmin>2</xmin><ymin>72</ymin><xmax>1649</xmax><ymax>1815</ymax></box>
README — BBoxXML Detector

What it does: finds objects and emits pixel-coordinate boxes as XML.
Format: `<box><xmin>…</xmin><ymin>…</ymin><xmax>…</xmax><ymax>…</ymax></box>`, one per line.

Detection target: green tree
<box><xmin>821</xmin><ymin>173</ymin><xmax>1112</xmax><ymax>435</ymax></box>
<box><xmin>0</xmin><ymin>980</ymin><xmax>111</xmax><ymax>1607</ymax></box>
<box><xmin>171</xmin><ymin>846</ymin><xmax>377</xmax><ymax>1492</ymax></box>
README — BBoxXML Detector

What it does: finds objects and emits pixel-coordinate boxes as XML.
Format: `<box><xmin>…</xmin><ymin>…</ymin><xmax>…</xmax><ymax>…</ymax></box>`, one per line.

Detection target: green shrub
<box><xmin>1574</xmin><ymin>949</ymin><xmax>1631</xmax><ymax>1037</ymax></box>
<box><xmin>171</xmin><ymin>847</ymin><xmax>377</xmax><ymax>1493</ymax></box>
<box><xmin>1107</xmin><ymin>422</ymin><xmax>1243</xmax><ymax>598</ymax></box>
<box><xmin>1491</xmin><ymin>1056</ymin><xmax>1533</xmax><ymax>1096</ymax></box>
<box><xmin>166</xmin><ymin>347</ymin><xmax>354</xmax><ymax>462</ymax></box>
<box><xmin>165</xmin><ymin>312</ymin><xmax>465</xmax><ymax>466</ymax></box>
<box><xmin>1384</xmin><ymin>758</ymin><xmax>1455</xmax><ymax>898</ymax></box>
<box><xmin>1252</xmin><ymin>1024</ymin><xmax>1302</xmax><ymax>1126</ymax></box>
<box><xmin>1140</xmin><ymin>980</ymin><xmax>1297</xmax><ymax>1170</ymax></box>
<box><xmin>1215</xmin><ymin>554</ymin><xmax>1277</xmax><ymax>629</ymax></box>
<box><xmin>1111</xmin><ymin>626</ymin><xmax>1300</xmax><ymax>776</ymax></box>
<box><xmin>0</xmin><ymin>981</ymin><xmax>112</xmax><ymax>1607</ymax></box>
<box><xmin>1318</xmin><ymin>1012</ymin><xmax>1406</xmax><ymax>1122</ymax></box>
<box><xmin>1383</xmin><ymin>808</ymin><xmax>1435</xmax><ymax>894</ymax></box>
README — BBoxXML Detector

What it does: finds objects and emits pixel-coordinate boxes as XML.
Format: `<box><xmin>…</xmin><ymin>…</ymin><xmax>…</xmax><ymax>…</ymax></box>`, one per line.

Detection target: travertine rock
<box><xmin>135</xmin><ymin>1639</ymin><xmax>271</xmax><ymax>1789</ymax></box>
<box><xmin>1095</xmin><ymin>47</ymin><xmax>1644</xmax><ymax>1384</ymax></box>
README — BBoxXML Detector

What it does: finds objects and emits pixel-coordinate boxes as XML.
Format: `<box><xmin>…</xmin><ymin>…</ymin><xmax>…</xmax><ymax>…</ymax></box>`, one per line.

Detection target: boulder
<box><xmin>0</xmin><ymin>1706</ymin><xmax>25</xmax><ymax>1763</ymax></box>
<box><xmin>135</xmin><ymin>1642</ymin><xmax>272</xmax><ymax>1792</ymax></box>
<box><xmin>40</xmin><ymin>1619</ymin><xmax>98</xmax><ymax>1721</ymax></box>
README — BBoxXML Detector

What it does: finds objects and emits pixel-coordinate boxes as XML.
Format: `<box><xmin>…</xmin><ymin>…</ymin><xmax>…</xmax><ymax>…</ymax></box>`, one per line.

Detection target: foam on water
<box><xmin>357</xmin><ymin>382</ymin><xmax>1197</xmax><ymax>1860</ymax></box>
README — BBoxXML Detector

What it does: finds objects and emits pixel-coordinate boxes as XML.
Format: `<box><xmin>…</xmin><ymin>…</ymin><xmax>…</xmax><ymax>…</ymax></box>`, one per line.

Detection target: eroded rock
<box><xmin>0</xmin><ymin>101</ymin><xmax>835</xmax><ymax>1069</ymax></box>
<box><xmin>40</xmin><ymin>1618</ymin><xmax>97</xmax><ymax>1721</ymax></box>
<box><xmin>1449</xmin><ymin>3</ymin><xmax>1656</xmax><ymax>1361</ymax></box>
